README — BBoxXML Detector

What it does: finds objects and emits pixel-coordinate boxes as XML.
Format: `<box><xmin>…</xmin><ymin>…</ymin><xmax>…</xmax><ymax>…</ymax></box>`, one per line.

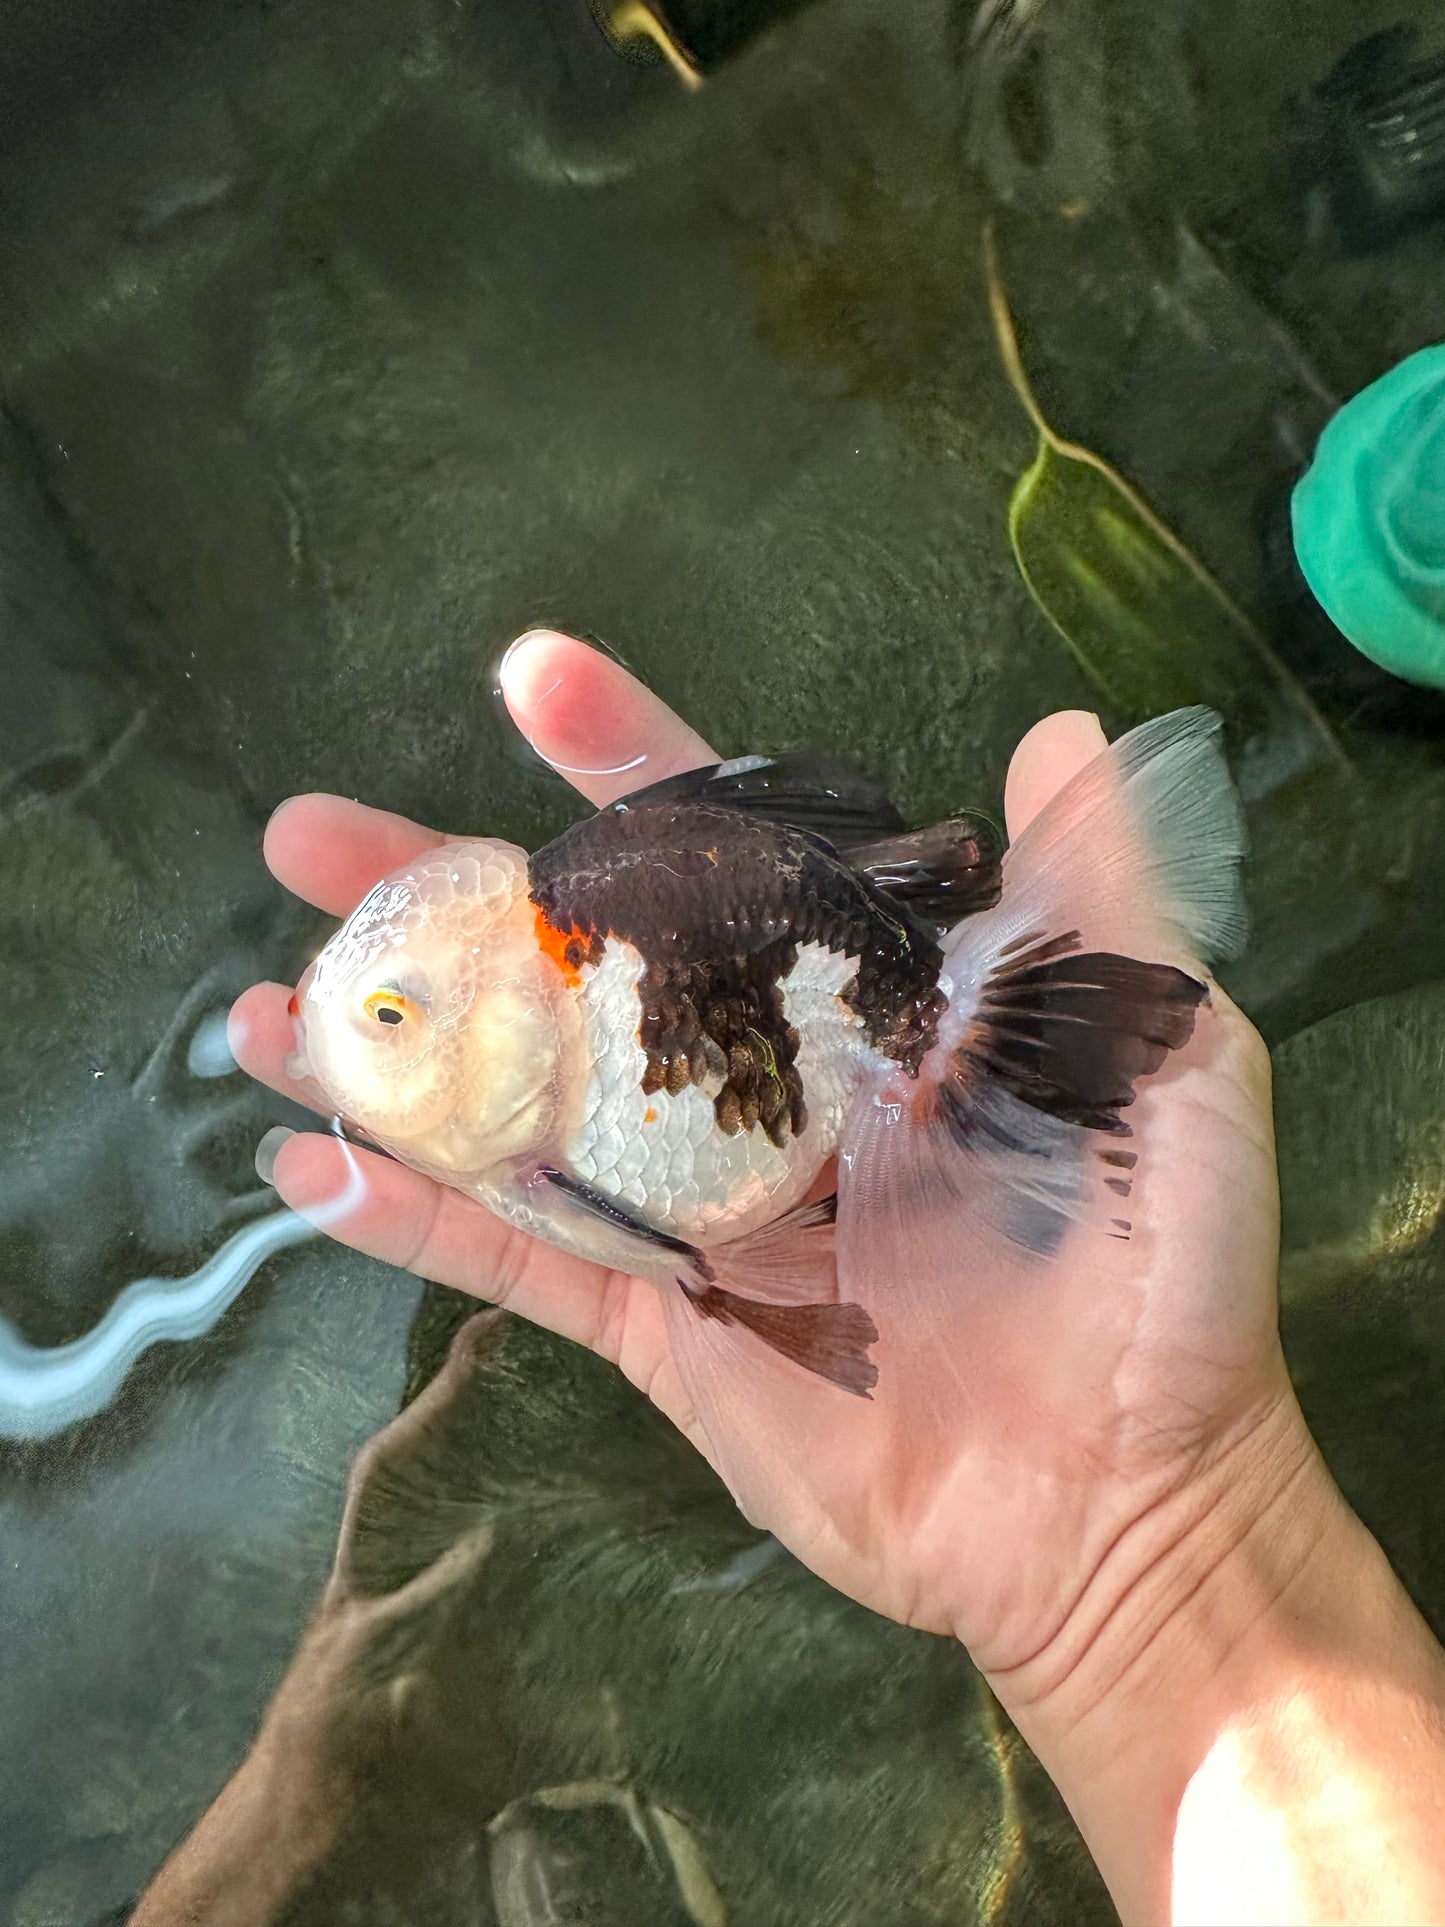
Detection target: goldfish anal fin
<box><xmin>679</xmin><ymin>1280</ymin><xmax>879</xmax><ymax>1399</ymax></box>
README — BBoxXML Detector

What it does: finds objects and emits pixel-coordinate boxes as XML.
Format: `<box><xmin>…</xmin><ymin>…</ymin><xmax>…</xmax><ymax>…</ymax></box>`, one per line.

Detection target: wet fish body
<box><xmin>293</xmin><ymin>718</ymin><xmax>1246</xmax><ymax>1396</ymax></box>
<box><xmin>527</xmin><ymin>780</ymin><xmax>963</xmax><ymax>1248</ymax></box>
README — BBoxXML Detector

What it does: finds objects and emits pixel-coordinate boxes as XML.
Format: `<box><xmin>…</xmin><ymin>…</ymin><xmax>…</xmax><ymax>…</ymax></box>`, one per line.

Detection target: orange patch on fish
<box><xmin>644</xmin><ymin>1107</ymin><xmax>658</xmax><ymax>1124</ymax></box>
<box><xmin>533</xmin><ymin>907</ymin><xmax>599</xmax><ymax>985</ymax></box>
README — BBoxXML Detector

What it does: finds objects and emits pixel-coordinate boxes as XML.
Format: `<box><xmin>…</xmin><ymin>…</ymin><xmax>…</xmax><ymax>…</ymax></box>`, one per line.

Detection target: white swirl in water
<box><xmin>0</xmin><ymin>1139</ymin><xmax>368</xmax><ymax>1440</ymax></box>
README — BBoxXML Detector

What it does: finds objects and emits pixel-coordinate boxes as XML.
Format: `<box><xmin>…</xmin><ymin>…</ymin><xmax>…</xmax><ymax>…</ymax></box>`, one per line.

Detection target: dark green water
<box><xmin>1</xmin><ymin>0</ymin><xmax>1443</xmax><ymax>1920</ymax></box>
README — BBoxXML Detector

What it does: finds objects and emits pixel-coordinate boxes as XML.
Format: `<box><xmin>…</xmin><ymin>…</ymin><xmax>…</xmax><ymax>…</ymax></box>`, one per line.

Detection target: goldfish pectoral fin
<box><xmin>847</xmin><ymin>813</ymin><xmax>1004</xmax><ymax>926</ymax></box>
<box><xmin>612</xmin><ymin>751</ymin><xmax>905</xmax><ymax>847</ymax></box>
<box><xmin>677</xmin><ymin>1280</ymin><xmax>879</xmax><ymax>1399</ymax></box>
<box><xmin>535</xmin><ymin>1165</ymin><xmax>708</xmax><ymax>1268</ymax></box>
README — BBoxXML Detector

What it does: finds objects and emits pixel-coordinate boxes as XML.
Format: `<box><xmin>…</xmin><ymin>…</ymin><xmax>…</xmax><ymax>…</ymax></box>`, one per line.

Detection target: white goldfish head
<box><xmin>291</xmin><ymin>839</ymin><xmax>580</xmax><ymax>1182</ymax></box>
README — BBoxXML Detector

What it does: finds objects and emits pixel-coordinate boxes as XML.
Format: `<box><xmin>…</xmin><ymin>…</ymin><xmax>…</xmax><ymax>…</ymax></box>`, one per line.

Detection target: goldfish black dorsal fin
<box><xmin>610</xmin><ymin>751</ymin><xmax>906</xmax><ymax>849</ymax></box>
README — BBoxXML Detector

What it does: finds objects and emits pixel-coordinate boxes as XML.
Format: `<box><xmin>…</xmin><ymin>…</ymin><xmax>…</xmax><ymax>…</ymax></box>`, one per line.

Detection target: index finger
<box><xmin>265</xmin><ymin>795</ymin><xmax>446</xmax><ymax>917</ymax></box>
<box><xmin>499</xmin><ymin>629</ymin><xmax>718</xmax><ymax>806</ymax></box>
<box><xmin>262</xmin><ymin>633</ymin><xmax>718</xmax><ymax>917</ymax></box>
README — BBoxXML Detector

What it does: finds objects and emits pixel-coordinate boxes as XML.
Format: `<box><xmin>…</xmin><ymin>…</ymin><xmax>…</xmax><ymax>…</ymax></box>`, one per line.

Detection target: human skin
<box><xmin>217</xmin><ymin>629</ymin><xmax>1445</xmax><ymax>1926</ymax></box>
<box><xmin>131</xmin><ymin>1313</ymin><xmax>502</xmax><ymax>1927</ymax></box>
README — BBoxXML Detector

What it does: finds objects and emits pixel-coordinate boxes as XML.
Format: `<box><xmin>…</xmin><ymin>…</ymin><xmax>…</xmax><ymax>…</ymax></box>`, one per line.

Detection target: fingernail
<box><xmin>256</xmin><ymin>1125</ymin><xmax>295</xmax><ymax>1186</ymax></box>
<box><xmin>224</xmin><ymin>1000</ymin><xmax>250</xmax><ymax>1060</ymax></box>
<box><xmin>188</xmin><ymin>1008</ymin><xmax>237</xmax><ymax>1079</ymax></box>
<box><xmin>497</xmin><ymin>629</ymin><xmax>565</xmax><ymax>701</ymax></box>
<box><xmin>265</xmin><ymin>795</ymin><xmax>301</xmax><ymax>836</ymax></box>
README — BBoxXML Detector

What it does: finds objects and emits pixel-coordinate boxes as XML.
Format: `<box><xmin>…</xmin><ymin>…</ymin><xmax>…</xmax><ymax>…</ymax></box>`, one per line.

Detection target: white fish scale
<box><xmin>589</xmin><ymin>1123</ymin><xmax>626</xmax><ymax>1178</ymax></box>
<box><xmin>667</xmin><ymin>1135</ymin><xmax>695</xmax><ymax>1187</ymax></box>
<box><xmin>613</xmin><ymin>1130</ymin><xmax>650</xmax><ymax>1187</ymax></box>
<box><xmin>563</xmin><ymin>939</ymin><xmax>873</xmax><ymax>1246</ymax></box>
<box><xmin>595</xmin><ymin>1081</ymin><xmax>625</xmax><ymax>1133</ymax></box>
<box><xmin>782</xmin><ymin>943</ymin><xmax>861</xmax><ymax>1162</ymax></box>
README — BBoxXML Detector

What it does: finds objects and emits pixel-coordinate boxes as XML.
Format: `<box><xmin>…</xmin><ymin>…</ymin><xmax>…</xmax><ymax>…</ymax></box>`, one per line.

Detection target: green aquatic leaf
<box><xmin>986</xmin><ymin>230</ymin><xmax>1348</xmax><ymax>770</ymax></box>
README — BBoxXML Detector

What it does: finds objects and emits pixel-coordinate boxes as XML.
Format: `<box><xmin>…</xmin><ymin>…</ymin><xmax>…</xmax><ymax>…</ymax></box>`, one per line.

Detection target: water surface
<box><xmin>2</xmin><ymin>0</ymin><xmax>1443</xmax><ymax>1920</ymax></box>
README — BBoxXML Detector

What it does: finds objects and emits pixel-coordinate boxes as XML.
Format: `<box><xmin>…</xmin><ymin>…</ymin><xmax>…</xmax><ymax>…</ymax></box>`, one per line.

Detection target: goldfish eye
<box><xmin>364</xmin><ymin>987</ymin><xmax>422</xmax><ymax>1029</ymax></box>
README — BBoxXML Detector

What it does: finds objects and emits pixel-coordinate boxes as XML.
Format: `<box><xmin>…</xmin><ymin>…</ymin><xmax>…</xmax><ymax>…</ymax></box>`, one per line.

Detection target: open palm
<box><xmin>230</xmin><ymin>631</ymin><xmax>1287</xmax><ymax>1680</ymax></box>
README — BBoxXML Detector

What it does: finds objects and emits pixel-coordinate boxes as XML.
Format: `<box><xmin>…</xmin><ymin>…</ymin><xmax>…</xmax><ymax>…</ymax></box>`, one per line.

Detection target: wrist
<box><xmin>985</xmin><ymin>1388</ymin><xmax>1445</xmax><ymax>1922</ymax></box>
<box><xmin>130</xmin><ymin>1736</ymin><xmax>339</xmax><ymax>1927</ymax></box>
<box><xmin>986</xmin><ymin>1385</ymin><xmax>1328</xmax><ymax>1735</ymax></box>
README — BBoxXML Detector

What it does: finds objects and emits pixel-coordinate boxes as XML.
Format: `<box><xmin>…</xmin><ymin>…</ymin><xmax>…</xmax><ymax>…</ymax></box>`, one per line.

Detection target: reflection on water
<box><xmin>0</xmin><ymin>1205</ymin><xmax>315</xmax><ymax>1440</ymax></box>
<box><xmin>1</xmin><ymin>0</ymin><xmax>1443</xmax><ymax>1919</ymax></box>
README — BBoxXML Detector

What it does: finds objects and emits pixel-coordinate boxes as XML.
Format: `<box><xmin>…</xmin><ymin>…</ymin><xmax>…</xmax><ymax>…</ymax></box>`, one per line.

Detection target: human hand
<box><xmin>251</xmin><ymin>1310</ymin><xmax>499</xmax><ymax>1776</ymax></box>
<box><xmin>131</xmin><ymin>1313</ymin><xmax>501</xmax><ymax>1927</ymax></box>
<box><xmin>229</xmin><ymin>631</ymin><xmax>1296</xmax><ymax>1682</ymax></box>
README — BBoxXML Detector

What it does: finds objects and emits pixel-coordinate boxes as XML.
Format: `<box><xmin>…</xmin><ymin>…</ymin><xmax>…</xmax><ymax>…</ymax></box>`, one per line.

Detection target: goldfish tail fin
<box><xmin>837</xmin><ymin>706</ymin><xmax>1246</xmax><ymax>1366</ymax></box>
<box><xmin>986</xmin><ymin>703</ymin><xmax>1247</xmax><ymax>969</ymax></box>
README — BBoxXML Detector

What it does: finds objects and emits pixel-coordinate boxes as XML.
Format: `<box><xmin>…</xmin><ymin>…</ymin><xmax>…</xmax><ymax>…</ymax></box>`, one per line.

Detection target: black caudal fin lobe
<box><xmin>947</xmin><ymin>929</ymin><xmax>1207</xmax><ymax>1138</ymax></box>
<box><xmin>678</xmin><ymin>1279</ymin><xmax>880</xmax><ymax>1399</ymax></box>
<box><xmin>938</xmin><ymin>929</ymin><xmax>1208</xmax><ymax>1243</ymax></box>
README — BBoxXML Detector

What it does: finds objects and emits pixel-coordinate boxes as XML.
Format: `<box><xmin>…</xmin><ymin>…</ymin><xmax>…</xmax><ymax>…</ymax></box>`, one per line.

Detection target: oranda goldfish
<box><xmin>288</xmin><ymin>708</ymin><xmax>1246</xmax><ymax>1397</ymax></box>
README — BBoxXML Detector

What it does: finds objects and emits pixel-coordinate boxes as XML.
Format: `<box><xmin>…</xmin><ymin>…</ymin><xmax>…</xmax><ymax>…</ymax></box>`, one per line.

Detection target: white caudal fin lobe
<box><xmin>979</xmin><ymin>703</ymin><xmax>1247</xmax><ymax>973</ymax></box>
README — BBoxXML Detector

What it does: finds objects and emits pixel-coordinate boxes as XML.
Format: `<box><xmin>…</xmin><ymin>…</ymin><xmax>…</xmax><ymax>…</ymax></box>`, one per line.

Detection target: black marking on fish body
<box><xmin>637</xmin><ymin>938</ymin><xmax>806</xmax><ymax>1144</ymax></box>
<box><xmin>529</xmin><ymin>799</ymin><xmax>947</xmax><ymax>1143</ymax></box>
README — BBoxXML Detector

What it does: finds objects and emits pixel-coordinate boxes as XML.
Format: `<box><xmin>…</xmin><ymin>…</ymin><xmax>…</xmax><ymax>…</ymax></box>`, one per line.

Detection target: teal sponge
<box><xmin>1292</xmin><ymin>342</ymin><xmax>1445</xmax><ymax>693</ymax></box>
